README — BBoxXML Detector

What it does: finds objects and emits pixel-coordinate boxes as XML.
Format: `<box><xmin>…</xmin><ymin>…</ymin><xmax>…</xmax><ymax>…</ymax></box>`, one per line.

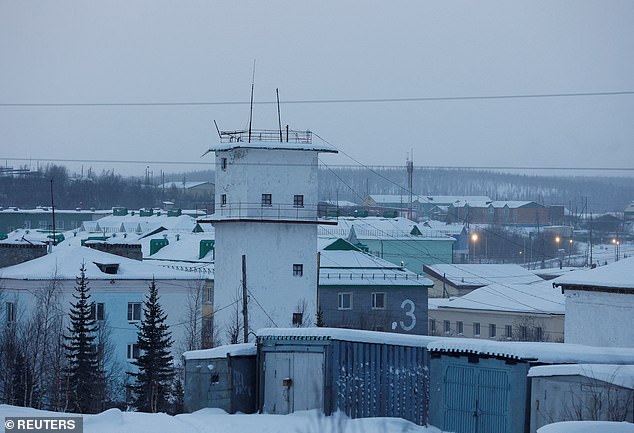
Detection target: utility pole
<box><xmin>241</xmin><ymin>255</ymin><xmax>249</xmax><ymax>343</ymax></box>
<box><xmin>406</xmin><ymin>152</ymin><xmax>414</xmax><ymax>220</ymax></box>
<box><xmin>50</xmin><ymin>179</ymin><xmax>56</xmax><ymax>248</ymax></box>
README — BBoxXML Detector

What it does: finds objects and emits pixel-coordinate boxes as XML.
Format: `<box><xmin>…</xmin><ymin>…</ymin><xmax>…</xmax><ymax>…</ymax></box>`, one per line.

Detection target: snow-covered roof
<box><xmin>320</xmin><ymin>200</ymin><xmax>358</xmax><ymax>207</ymax></box>
<box><xmin>427</xmin><ymin>338</ymin><xmax>634</xmax><ymax>364</ymax></box>
<box><xmin>553</xmin><ymin>257</ymin><xmax>634</xmax><ymax>290</ymax></box>
<box><xmin>0</xmin><ymin>246</ymin><xmax>203</xmax><ymax>280</ymax></box>
<box><xmin>0</xmin><ymin>207</ymin><xmax>110</xmax><ymax>215</ymax></box>
<box><xmin>182</xmin><ymin>343</ymin><xmax>256</xmax><ymax>360</ymax></box>
<box><xmin>319</xmin><ymin>249</ymin><xmax>432</xmax><ymax>287</ymax></box>
<box><xmin>207</xmin><ymin>140</ymin><xmax>338</xmax><ymax>153</ymax></box>
<box><xmin>366</xmin><ymin>195</ymin><xmax>492</xmax><ymax>206</ymax></box>
<box><xmin>319</xmin><ymin>217</ymin><xmax>454</xmax><ymax>240</ymax></box>
<box><xmin>528</xmin><ymin>364</ymin><xmax>634</xmax><ymax>389</ymax></box>
<box><xmin>82</xmin><ymin>214</ymin><xmax>199</xmax><ymax>235</ymax></box>
<box><xmin>257</xmin><ymin>327</ymin><xmax>440</xmax><ymax>348</ymax></box>
<box><xmin>432</xmin><ymin>281</ymin><xmax>565</xmax><ymax>314</ymax></box>
<box><xmin>158</xmin><ymin>181</ymin><xmax>211</xmax><ymax>189</ymax></box>
<box><xmin>424</xmin><ymin>264</ymin><xmax>544</xmax><ymax>287</ymax></box>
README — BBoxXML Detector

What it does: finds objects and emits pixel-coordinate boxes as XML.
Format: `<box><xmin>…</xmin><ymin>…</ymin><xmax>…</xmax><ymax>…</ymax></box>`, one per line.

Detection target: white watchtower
<box><xmin>201</xmin><ymin>128</ymin><xmax>337</xmax><ymax>342</ymax></box>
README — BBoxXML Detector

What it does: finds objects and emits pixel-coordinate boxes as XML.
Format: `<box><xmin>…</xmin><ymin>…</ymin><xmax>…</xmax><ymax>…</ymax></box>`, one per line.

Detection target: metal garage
<box><xmin>257</xmin><ymin>327</ymin><xmax>435</xmax><ymax>425</ymax></box>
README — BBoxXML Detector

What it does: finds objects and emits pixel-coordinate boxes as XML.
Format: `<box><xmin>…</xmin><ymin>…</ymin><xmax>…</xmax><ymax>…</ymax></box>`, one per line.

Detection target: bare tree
<box><xmin>225</xmin><ymin>296</ymin><xmax>243</xmax><ymax>345</ymax></box>
<box><xmin>562</xmin><ymin>367</ymin><xmax>634</xmax><ymax>422</ymax></box>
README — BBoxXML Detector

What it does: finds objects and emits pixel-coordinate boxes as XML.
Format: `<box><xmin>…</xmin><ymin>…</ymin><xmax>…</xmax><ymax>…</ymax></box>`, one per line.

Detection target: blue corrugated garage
<box><xmin>257</xmin><ymin>328</ymin><xmax>436</xmax><ymax>425</ymax></box>
<box><xmin>428</xmin><ymin>339</ymin><xmax>634</xmax><ymax>433</ymax></box>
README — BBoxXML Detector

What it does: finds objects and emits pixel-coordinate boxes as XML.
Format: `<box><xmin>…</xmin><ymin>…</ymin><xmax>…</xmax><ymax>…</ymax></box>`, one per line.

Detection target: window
<box><xmin>429</xmin><ymin>319</ymin><xmax>436</xmax><ymax>335</ymax></box>
<box><xmin>371</xmin><ymin>292</ymin><xmax>385</xmax><ymax>309</ymax></box>
<box><xmin>505</xmin><ymin>325</ymin><xmax>513</xmax><ymax>340</ymax></box>
<box><xmin>261</xmin><ymin>193</ymin><xmax>272</xmax><ymax>207</ymax></box>
<box><xmin>127</xmin><ymin>343</ymin><xmax>140</xmax><ymax>360</ymax></box>
<box><xmin>6</xmin><ymin>302</ymin><xmax>16</xmax><ymax>323</ymax></box>
<box><xmin>519</xmin><ymin>325</ymin><xmax>528</xmax><ymax>340</ymax></box>
<box><xmin>489</xmin><ymin>324</ymin><xmax>497</xmax><ymax>339</ymax></box>
<box><xmin>473</xmin><ymin>322</ymin><xmax>481</xmax><ymax>337</ymax></box>
<box><xmin>90</xmin><ymin>303</ymin><xmax>105</xmax><ymax>321</ymax></box>
<box><xmin>443</xmin><ymin>320</ymin><xmax>451</xmax><ymax>334</ymax></box>
<box><xmin>221</xmin><ymin>157</ymin><xmax>227</xmax><ymax>171</ymax></box>
<box><xmin>292</xmin><ymin>312</ymin><xmax>303</xmax><ymax>326</ymax></box>
<box><xmin>293</xmin><ymin>194</ymin><xmax>304</xmax><ymax>208</ymax></box>
<box><xmin>128</xmin><ymin>302</ymin><xmax>141</xmax><ymax>322</ymax></box>
<box><xmin>204</xmin><ymin>285</ymin><xmax>213</xmax><ymax>304</ymax></box>
<box><xmin>292</xmin><ymin>264</ymin><xmax>303</xmax><ymax>277</ymax></box>
<box><xmin>220</xmin><ymin>194</ymin><xmax>227</xmax><ymax>207</ymax></box>
<box><xmin>535</xmin><ymin>327</ymin><xmax>544</xmax><ymax>341</ymax></box>
<box><xmin>457</xmin><ymin>321</ymin><xmax>464</xmax><ymax>335</ymax></box>
<box><xmin>338</xmin><ymin>293</ymin><xmax>352</xmax><ymax>310</ymax></box>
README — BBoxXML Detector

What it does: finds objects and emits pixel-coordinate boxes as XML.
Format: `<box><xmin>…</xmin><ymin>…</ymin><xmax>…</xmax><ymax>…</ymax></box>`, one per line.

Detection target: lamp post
<box><xmin>612</xmin><ymin>238</ymin><xmax>620</xmax><ymax>262</ymax></box>
<box><xmin>471</xmin><ymin>232</ymin><xmax>478</xmax><ymax>263</ymax></box>
<box><xmin>555</xmin><ymin>236</ymin><xmax>562</xmax><ymax>268</ymax></box>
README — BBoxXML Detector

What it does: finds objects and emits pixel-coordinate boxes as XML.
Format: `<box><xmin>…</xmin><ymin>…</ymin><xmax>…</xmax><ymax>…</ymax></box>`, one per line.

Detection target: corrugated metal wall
<box><xmin>330</xmin><ymin>340</ymin><xmax>428</xmax><ymax>425</ymax></box>
<box><xmin>429</xmin><ymin>355</ymin><xmax>530</xmax><ymax>433</ymax></box>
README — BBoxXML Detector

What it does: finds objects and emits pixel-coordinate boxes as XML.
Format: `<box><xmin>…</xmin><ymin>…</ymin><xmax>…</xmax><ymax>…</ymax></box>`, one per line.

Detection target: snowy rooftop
<box><xmin>528</xmin><ymin>364</ymin><xmax>634</xmax><ymax>389</ymax></box>
<box><xmin>182</xmin><ymin>343</ymin><xmax>256</xmax><ymax>360</ymax></box>
<box><xmin>431</xmin><ymin>280</ymin><xmax>565</xmax><ymax>314</ymax></box>
<box><xmin>424</xmin><ymin>263</ymin><xmax>544</xmax><ymax>287</ymax></box>
<box><xmin>427</xmin><ymin>338</ymin><xmax>634</xmax><ymax>364</ymax></box>
<box><xmin>319</xmin><ymin>249</ymin><xmax>432</xmax><ymax>287</ymax></box>
<box><xmin>0</xmin><ymin>246</ymin><xmax>203</xmax><ymax>280</ymax></box>
<box><xmin>319</xmin><ymin>217</ymin><xmax>454</xmax><ymax>240</ymax></box>
<box><xmin>207</xmin><ymin>139</ymin><xmax>338</xmax><ymax>154</ymax></box>
<box><xmin>158</xmin><ymin>181</ymin><xmax>211</xmax><ymax>189</ymax></box>
<box><xmin>257</xmin><ymin>327</ymin><xmax>440</xmax><ymax>348</ymax></box>
<box><xmin>365</xmin><ymin>195</ymin><xmax>491</xmax><ymax>206</ymax></box>
<box><xmin>81</xmin><ymin>214</ymin><xmax>199</xmax><ymax>235</ymax></box>
<box><xmin>553</xmin><ymin>257</ymin><xmax>634</xmax><ymax>290</ymax></box>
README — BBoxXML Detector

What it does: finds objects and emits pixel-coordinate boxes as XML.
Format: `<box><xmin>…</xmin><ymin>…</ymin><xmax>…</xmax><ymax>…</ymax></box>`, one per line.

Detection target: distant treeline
<box><xmin>318</xmin><ymin>167</ymin><xmax>634</xmax><ymax>213</ymax></box>
<box><xmin>0</xmin><ymin>164</ymin><xmax>632</xmax><ymax>213</ymax></box>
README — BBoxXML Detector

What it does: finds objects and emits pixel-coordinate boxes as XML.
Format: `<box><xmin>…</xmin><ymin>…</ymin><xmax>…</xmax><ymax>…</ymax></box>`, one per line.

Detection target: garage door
<box><xmin>263</xmin><ymin>352</ymin><xmax>324</xmax><ymax>414</ymax></box>
<box><xmin>443</xmin><ymin>365</ymin><xmax>510</xmax><ymax>433</ymax></box>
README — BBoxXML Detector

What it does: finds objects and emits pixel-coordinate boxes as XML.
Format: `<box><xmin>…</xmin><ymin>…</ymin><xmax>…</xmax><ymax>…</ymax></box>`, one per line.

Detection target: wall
<box><xmin>429</xmin><ymin>354</ymin><xmax>530</xmax><ymax>433</ymax></box>
<box><xmin>428</xmin><ymin>308</ymin><xmax>565</xmax><ymax>342</ymax></box>
<box><xmin>0</xmin><ymin>277</ymin><xmax>211</xmax><ymax>399</ymax></box>
<box><xmin>530</xmin><ymin>375</ymin><xmax>634</xmax><ymax>433</ymax></box>
<box><xmin>319</xmin><ymin>284</ymin><xmax>428</xmax><ymax>335</ymax></box>
<box><xmin>184</xmin><ymin>356</ymin><xmax>256</xmax><ymax>414</ymax></box>
<box><xmin>362</xmin><ymin>238</ymin><xmax>454</xmax><ymax>273</ymax></box>
<box><xmin>214</xmin><ymin>221</ymin><xmax>318</xmax><ymax>339</ymax></box>
<box><xmin>215</xmin><ymin>148</ymin><xmax>319</xmax><ymax>221</ymax></box>
<box><xmin>0</xmin><ymin>243</ymin><xmax>47</xmax><ymax>267</ymax></box>
<box><xmin>564</xmin><ymin>290</ymin><xmax>634</xmax><ymax>347</ymax></box>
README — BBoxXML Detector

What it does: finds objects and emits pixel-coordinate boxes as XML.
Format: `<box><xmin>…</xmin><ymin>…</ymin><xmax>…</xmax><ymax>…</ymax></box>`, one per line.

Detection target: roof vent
<box><xmin>94</xmin><ymin>262</ymin><xmax>119</xmax><ymax>274</ymax></box>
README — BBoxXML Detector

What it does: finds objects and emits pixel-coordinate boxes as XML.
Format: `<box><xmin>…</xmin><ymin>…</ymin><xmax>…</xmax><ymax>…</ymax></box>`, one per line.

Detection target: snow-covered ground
<box><xmin>537</xmin><ymin>421</ymin><xmax>634</xmax><ymax>433</ymax></box>
<box><xmin>0</xmin><ymin>405</ymin><xmax>441</xmax><ymax>433</ymax></box>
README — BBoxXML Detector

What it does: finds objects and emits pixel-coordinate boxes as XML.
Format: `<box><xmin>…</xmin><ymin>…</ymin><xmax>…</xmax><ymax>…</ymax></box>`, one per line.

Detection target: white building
<box><xmin>553</xmin><ymin>257</ymin><xmax>634</xmax><ymax>347</ymax></box>
<box><xmin>200</xmin><ymin>130</ymin><xmax>337</xmax><ymax>341</ymax></box>
<box><xmin>0</xmin><ymin>246</ymin><xmax>212</xmax><ymax>392</ymax></box>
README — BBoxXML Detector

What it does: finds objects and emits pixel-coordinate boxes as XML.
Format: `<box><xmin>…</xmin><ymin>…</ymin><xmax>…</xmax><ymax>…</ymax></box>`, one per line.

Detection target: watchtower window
<box><xmin>262</xmin><ymin>194</ymin><xmax>272</xmax><ymax>207</ymax></box>
<box><xmin>221</xmin><ymin>158</ymin><xmax>227</xmax><ymax>171</ymax></box>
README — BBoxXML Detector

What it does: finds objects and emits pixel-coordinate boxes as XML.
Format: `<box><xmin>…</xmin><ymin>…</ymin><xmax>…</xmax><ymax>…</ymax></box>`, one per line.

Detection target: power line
<box><xmin>1</xmin><ymin>90</ymin><xmax>633</xmax><ymax>107</ymax></box>
<box><xmin>3</xmin><ymin>156</ymin><xmax>634</xmax><ymax>173</ymax></box>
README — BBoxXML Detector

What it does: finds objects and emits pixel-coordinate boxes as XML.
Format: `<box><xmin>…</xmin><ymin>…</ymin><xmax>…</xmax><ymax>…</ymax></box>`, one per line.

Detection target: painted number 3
<box><xmin>399</xmin><ymin>299</ymin><xmax>416</xmax><ymax>331</ymax></box>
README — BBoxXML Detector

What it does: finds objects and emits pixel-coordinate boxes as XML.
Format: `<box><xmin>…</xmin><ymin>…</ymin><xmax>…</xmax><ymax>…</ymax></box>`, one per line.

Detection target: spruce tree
<box><xmin>64</xmin><ymin>264</ymin><xmax>102</xmax><ymax>413</ymax></box>
<box><xmin>128</xmin><ymin>279</ymin><xmax>175</xmax><ymax>413</ymax></box>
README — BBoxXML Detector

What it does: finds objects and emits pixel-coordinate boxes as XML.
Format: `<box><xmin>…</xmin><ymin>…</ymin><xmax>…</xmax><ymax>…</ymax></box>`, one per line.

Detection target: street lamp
<box><xmin>612</xmin><ymin>238</ymin><xmax>620</xmax><ymax>262</ymax></box>
<box><xmin>471</xmin><ymin>233</ymin><xmax>478</xmax><ymax>263</ymax></box>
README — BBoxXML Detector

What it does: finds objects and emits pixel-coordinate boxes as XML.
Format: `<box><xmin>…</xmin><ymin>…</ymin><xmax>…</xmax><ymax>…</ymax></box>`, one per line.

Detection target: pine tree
<box><xmin>128</xmin><ymin>279</ymin><xmax>175</xmax><ymax>413</ymax></box>
<box><xmin>64</xmin><ymin>264</ymin><xmax>102</xmax><ymax>413</ymax></box>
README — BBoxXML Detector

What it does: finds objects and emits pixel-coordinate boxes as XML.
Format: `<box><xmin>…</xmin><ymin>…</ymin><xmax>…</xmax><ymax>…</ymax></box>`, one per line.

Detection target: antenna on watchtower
<box><xmin>248</xmin><ymin>60</ymin><xmax>256</xmax><ymax>143</ymax></box>
<box><xmin>276</xmin><ymin>88</ymin><xmax>283</xmax><ymax>142</ymax></box>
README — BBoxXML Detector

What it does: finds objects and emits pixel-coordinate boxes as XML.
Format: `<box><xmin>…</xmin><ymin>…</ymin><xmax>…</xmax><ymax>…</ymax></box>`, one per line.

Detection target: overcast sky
<box><xmin>1</xmin><ymin>1</ymin><xmax>633</xmax><ymax>177</ymax></box>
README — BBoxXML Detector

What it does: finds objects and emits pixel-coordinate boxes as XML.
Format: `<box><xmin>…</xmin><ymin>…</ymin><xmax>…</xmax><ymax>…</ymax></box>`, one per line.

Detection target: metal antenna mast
<box><xmin>248</xmin><ymin>60</ymin><xmax>256</xmax><ymax>143</ymax></box>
